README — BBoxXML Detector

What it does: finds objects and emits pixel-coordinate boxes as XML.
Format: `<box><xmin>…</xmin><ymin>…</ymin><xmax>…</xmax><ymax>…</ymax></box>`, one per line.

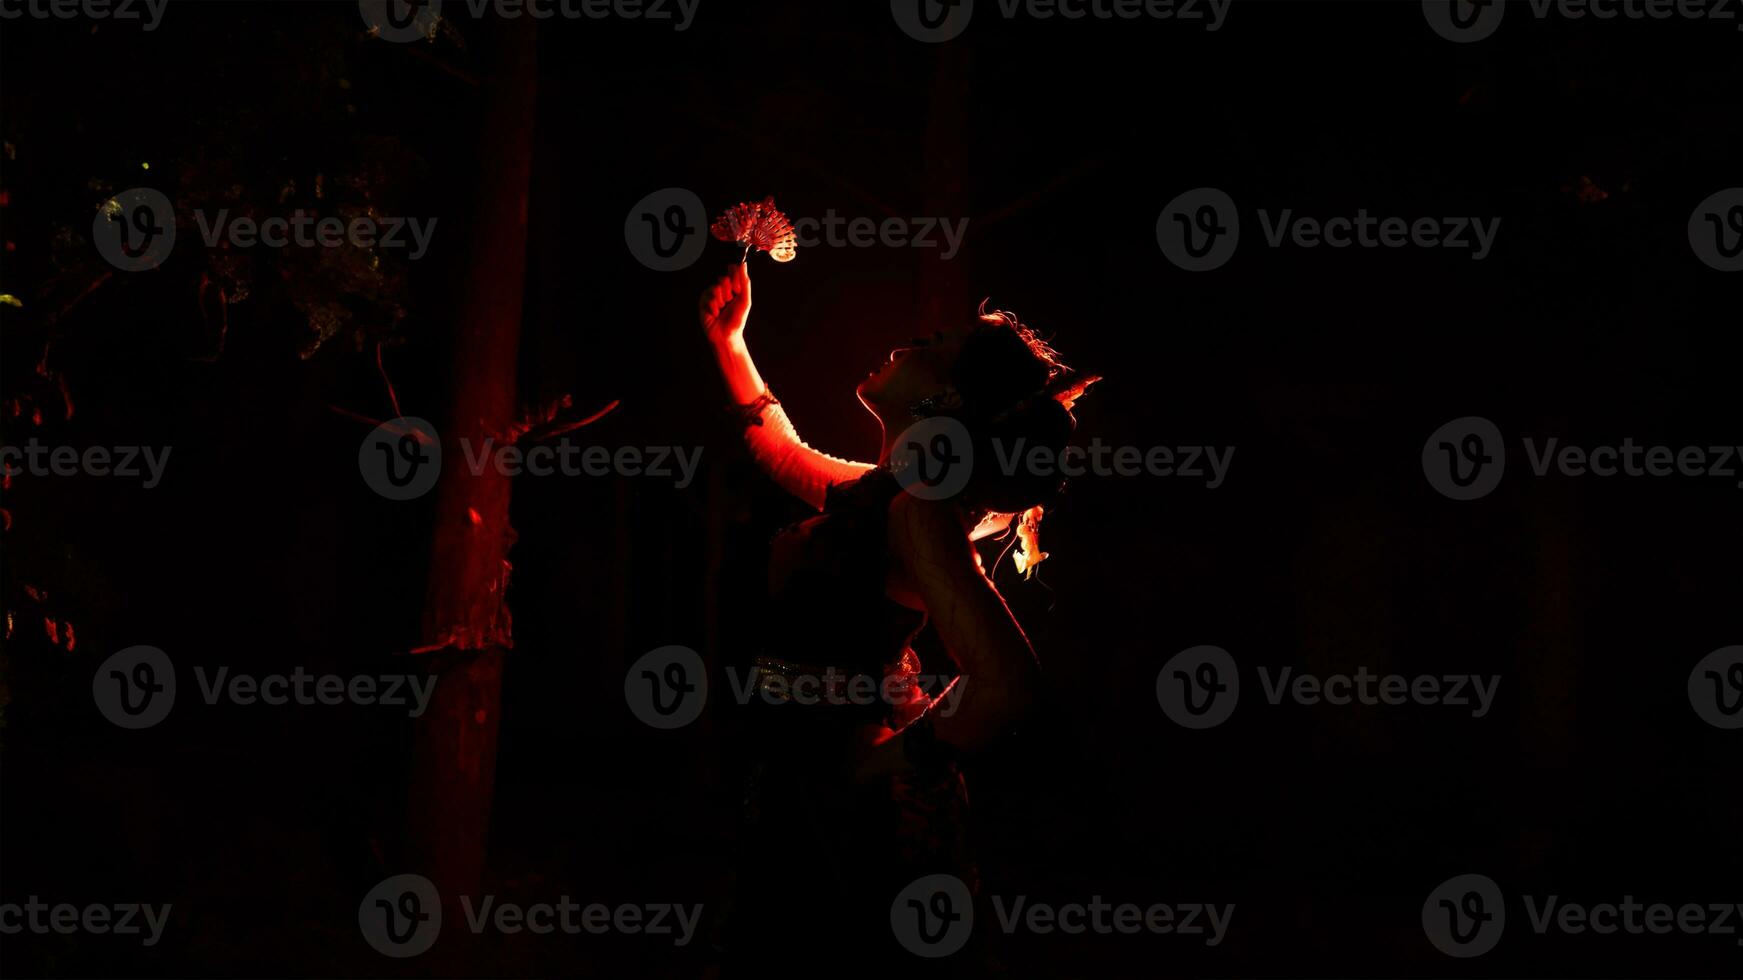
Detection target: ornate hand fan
<box><xmin>711</xmin><ymin>196</ymin><xmax>797</xmax><ymax>264</ymax></box>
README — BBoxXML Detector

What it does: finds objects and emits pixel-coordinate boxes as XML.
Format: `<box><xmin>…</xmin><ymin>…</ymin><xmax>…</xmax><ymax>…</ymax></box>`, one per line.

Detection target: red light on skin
<box><xmin>467</xmin><ymin>507</ymin><xmax>483</xmax><ymax>526</ymax></box>
<box><xmin>64</xmin><ymin>622</ymin><xmax>76</xmax><ymax>652</ymax></box>
<box><xmin>44</xmin><ymin>617</ymin><xmax>58</xmax><ymax>645</ymax></box>
<box><xmin>473</xmin><ymin>709</ymin><xmax>487</xmax><ymax>725</ymax></box>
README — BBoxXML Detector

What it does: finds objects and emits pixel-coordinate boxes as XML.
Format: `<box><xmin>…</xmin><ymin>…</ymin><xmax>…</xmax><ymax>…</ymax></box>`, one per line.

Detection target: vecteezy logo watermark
<box><xmin>0</xmin><ymin>0</ymin><xmax>166</xmax><ymax>29</ymax></box>
<box><xmin>1157</xmin><ymin>187</ymin><xmax>1240</xmax><ymax>272</ymax></box>
<box><xmin>1157</xmin><ymin>646</ymin><xmax>1502</xmax><ymax>729</ymax></box>
<box><xmin>730</xmin><ymin>662</ymin><xmax>966</xmax><ymax>715</ymax></box>
<box><xmin>892</xmin><ymin>874</ymin><xmax>975</xmax><ymax>957</ymax></box>
<box><xmin>889</xmin><ymin>417</ymin><xmax>976</xmax><ymax>501</ymax></box>
<box><xmin>625</xmin><ymin>645</ymin><xmax>708</xmax><ymax>729</ymax></box>
<box><xmin>1155</xmin><ymin>645</ymin><xmax>1240</xmax><ymax>729</ymax></box>
<box><xmin>1689</xmin><ymin>645</ymin><xmax>1743</xmax><ymax>729</ymax></box>
<box><xmin>624</xmin><ymin>189</ymin><xmax>969</xmax><ymax>269</ymax></box>
<box><xmin>1689</xmin><ymin>188</ymin><xmax>1743</xmax><ymax>271</ymax></box>
<box><xmin>93</xmin><ymin>188</ymin><xmax>176</xmax><ymax>273</ymax></box>
<box><xmin>1424</xmin><ymin>416</ymin><xmax>1743</xmax><ymax>500</ymax></box>
<box><xmin>890</xmin><ymin>874</ymin><xmax>1232</xmax><ymax>958</ymax></box>
<box><xmin>1424</xmin><ymin>873</ymin><xmax>1506</xmax><ymax>957</ymax></box>
<box><xmin>357</xmin><ymin>873</ymin><xmax>702</xmax><ymax>957</ymax></box>
<box><xmin>0</xmin><ymin>898</ymin><xmax>172</xmax><ymax>946</ymax></box>
<box><xmin>360</xmin><ymin>0</ymin><xmax>699</xmax><ymax>41</ymax></box>
<box><xmin>1422</xmin><ymin>416</ymin><xmax>1506</xmax><ymax>501</ymax></box>
<box><xmin>359</xmin><ymin>874</ymin><xmax>442</xmax><ymax>958</ymax></box>
<box><xmin>92</xmin><ymin>646</ymin><xmax>176</xmax><ymax>730</ymax></box>
<box><xmin>359</xmin><ymin>417</ymin><xmax>442</xmax><ymax>501</ymax></box>
<box><xmin>361</xmin><ymin>421</ymin><xmax>705</xmax><ymax>499</ymax></box>
<box><xmin>360</xmin><ymin>0</ymin><xmax>443</xmax><ymax>42</ymax></box>
<box><xmin>892</xmin><ymin>0</ymin><xmax>1228</xmax><ymax>43</ymax></box>
<box><xmin>94</xmin><ymin>189</ymin><xmax>439</xmax><ymax>271</ymax></box>
<box><xmin>623</xmin><ymin>645</ymin><xmax>966</xmax><ymax>728</ymax></box>
<box><xmin>1425</xmin><ymin>873</ymin><xmax>1743</xmax><ymax>957</ymax></box>
<box><xmin>888</xmin><ymin>418</ymin><xmax>1233</xmax><ymax>501</ymax></box>
<box><xmin>1421</xmin><ymin>0</ymin><xmax>1506</xmax><ymax>42</ymax></box>
<box><xmin>625</xmin><ymin>188</ymin><xmax>707</xmax><ymax>272</ymax></box>
<box><xmin>1425</xmin><ymin>0</ymin><xmax>1743</xmax><ymax>42</ymax></box>
<box><xmin>1</xmin><ymin>442</ymin><xmax>172</xmax><ymax>488</ymax></box>
<box><xmin>1159</xmin><ymin>188</ymin><xmax>1501</xmax><ymax>271</ymax></box>
<box><xmin>891</xmin><ymin>0</ymin><xmax>976</xmax><ymax>41</ymax></box>
<box><xmin>92</xmin><ymin>647</ymin><xmax>439</xmax><ymax>729</ymax></box>
<box><xmin>458</xmin><ymin>439</ymin><xmax>703</xmax><ymax>489</ymax></box>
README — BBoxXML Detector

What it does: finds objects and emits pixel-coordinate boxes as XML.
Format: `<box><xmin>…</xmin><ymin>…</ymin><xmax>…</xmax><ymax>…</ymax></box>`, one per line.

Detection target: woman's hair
<box><xmin>946</xmin><ymin>302</ymin><xmax>1098</xmax><ymax>573</ymax></box>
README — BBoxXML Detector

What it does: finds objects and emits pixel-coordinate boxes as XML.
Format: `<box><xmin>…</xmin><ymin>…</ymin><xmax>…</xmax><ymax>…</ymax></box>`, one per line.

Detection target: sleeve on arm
<box><xmin>742</xmin><ymin>402</ymin><xmax>875</xmax><ymax>511</ymax></box>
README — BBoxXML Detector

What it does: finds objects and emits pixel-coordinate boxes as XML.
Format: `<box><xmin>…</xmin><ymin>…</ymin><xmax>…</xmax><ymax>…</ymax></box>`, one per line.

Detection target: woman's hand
<box><xmin>699</xmin><ymin>262</ymin><xmax>751</xmax><ymax>348</ymax></box>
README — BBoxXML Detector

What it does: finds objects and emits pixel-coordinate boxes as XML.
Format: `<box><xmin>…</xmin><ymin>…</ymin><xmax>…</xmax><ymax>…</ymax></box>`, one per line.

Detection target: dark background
<box><xmin>1</xmin><ymin>1</ymin><xmax>1739</xmax><ymax>976</ymax></box>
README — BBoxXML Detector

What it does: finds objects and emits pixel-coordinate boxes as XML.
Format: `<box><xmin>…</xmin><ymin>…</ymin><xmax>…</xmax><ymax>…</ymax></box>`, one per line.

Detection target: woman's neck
<box><xmin>876</xmin><ymin>421</ymin><xmax>900</xmax><ymax>466</ymax></box>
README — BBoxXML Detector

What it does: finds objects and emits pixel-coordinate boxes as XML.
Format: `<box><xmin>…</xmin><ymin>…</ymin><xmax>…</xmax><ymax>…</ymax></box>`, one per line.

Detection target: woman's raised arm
<box><xmin>701</xmin><ymin>263</ymin><xmax>874</xmax><ymax>510</ymax></box>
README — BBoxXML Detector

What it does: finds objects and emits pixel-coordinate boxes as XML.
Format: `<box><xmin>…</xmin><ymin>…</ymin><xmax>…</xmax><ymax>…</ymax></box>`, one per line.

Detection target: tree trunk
<box><xmin>406</xmin><ymin>16</ymin><xmax>538</xmax><ymax>917</ymax></box>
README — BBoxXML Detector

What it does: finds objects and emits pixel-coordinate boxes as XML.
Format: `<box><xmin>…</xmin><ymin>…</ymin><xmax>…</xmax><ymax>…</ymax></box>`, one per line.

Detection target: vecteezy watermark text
<box><xmin>1157</xmin><ymin>645</ymin><xmax>1502</xmax><ymax>729</ymax></box>
<box><xmin>1423</xmin><ymin>0</ymin><xmax>1743</xmax><ymax>44</ymax></box>
<box><xmin>788</xmin><ymin>211</ymin><xmax>969</xmax><ymax>260</ymax></box>
<box><xmin>887</xmin><ymin>417</ymin><xmax>1233</xmax><ymax>502</ymax></box>
<box><xmin>93</xmin><ymin>187</ymin><xmax>439</xmax><ymax>271</ymax></box>
<box><xmin>459</xmin><ymin>896</ymin><xmax>702</xmax><ymax>944</ymax></box>
<box><xmin>1424</xmin><ymin>873</ymin><xmax>1743</xmax><ymax>958</ymax></box>
<box><xmin>1</xmin><ymin>442</ymin><xmax>171</xmax><ymax>488</ymax></box>
<box><xmin>891</xmin><ymin>0</ymin><xmax>1230</xmax><ymax>43</ymax></box>
<box><xmin>889</xmin><ymin>873</ymin><xmax>1231</xmax><ymax>958</ymax></box>
<box><xmin>622</xmin><ymin>645</ymin><xmax>965</xmax><ymax>730</ymax></box>
<box><xmin>622</xmin><ymin>187</ymin><xmax>970</xmax><ymax>270</ymax></box>
<box><xmin>0</xmin><ymin>899</ymin><xmax>171</xmax><ymax>946</ymax></box>
<box><xmin>92</xmin><ymin>645</ymin><xmax>437</xmax><ymax>729</ymax></box>
<box><xmin>0</xmin><ymin>0</ymin><xmax>166</xmax><ymax>29</ymax></box>
<box><xmin>1158</xmin><ymin>188</ymin><xmax>1500</xmax><ymax>271</ymax></box>
<box><xmin>990</xmin><ymin>437</ymin><xmax>1234</xmax><ymax>488</ymax></box>
<box><xmin>1423</xmin><ymin>416</ymin><xmax>1743</xmax><ymax>500</ymax></box>
<box><xmin>458</xmin><ymin>438</ymin><xmax>702</xmax><ymax>489</ymax></box>
<box><xmin>360</xmin><ymin>0</ymin><xmax>699</xmax><ymax>42</ymax></box>
<box><xmin>357</xmin><ymin>873</ymin><xmax>701</xmax><ymax>958</ymax></box>
<box><xmin>192</xmin><ymin>210</ymin><xmax>438</xmax><ymax>261</ymax></box>
<box><xmin>357</xmin><ymin>418</ymin><xmax>704</xmax><ymax>500</ymax></box>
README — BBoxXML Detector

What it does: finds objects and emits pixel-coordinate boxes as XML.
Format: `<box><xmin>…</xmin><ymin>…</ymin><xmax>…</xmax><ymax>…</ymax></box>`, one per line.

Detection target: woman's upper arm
<box><xmin>743</xmin><ymin>404</ymin><xmax>875</xmax><ymax>510</ymax></box>
<box><xmin>888</xmin><ymin>494</ymin><xmax>1040</xmax><ymax>749</ymax></box>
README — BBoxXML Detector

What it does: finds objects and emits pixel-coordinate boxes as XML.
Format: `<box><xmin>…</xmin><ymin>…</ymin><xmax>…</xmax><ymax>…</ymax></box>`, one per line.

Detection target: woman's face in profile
<box><xmin>856</xmin><ymin>324</ymin><xmax>973</xmax><ymax>420</ymax></box>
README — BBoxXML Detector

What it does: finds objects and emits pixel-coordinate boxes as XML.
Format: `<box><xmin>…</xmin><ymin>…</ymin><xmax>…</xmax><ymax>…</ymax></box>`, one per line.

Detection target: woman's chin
<box><xmin>855</xmin><ymin>384</ymin><xmax>889</xmax><ymax>419</ymax></box>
